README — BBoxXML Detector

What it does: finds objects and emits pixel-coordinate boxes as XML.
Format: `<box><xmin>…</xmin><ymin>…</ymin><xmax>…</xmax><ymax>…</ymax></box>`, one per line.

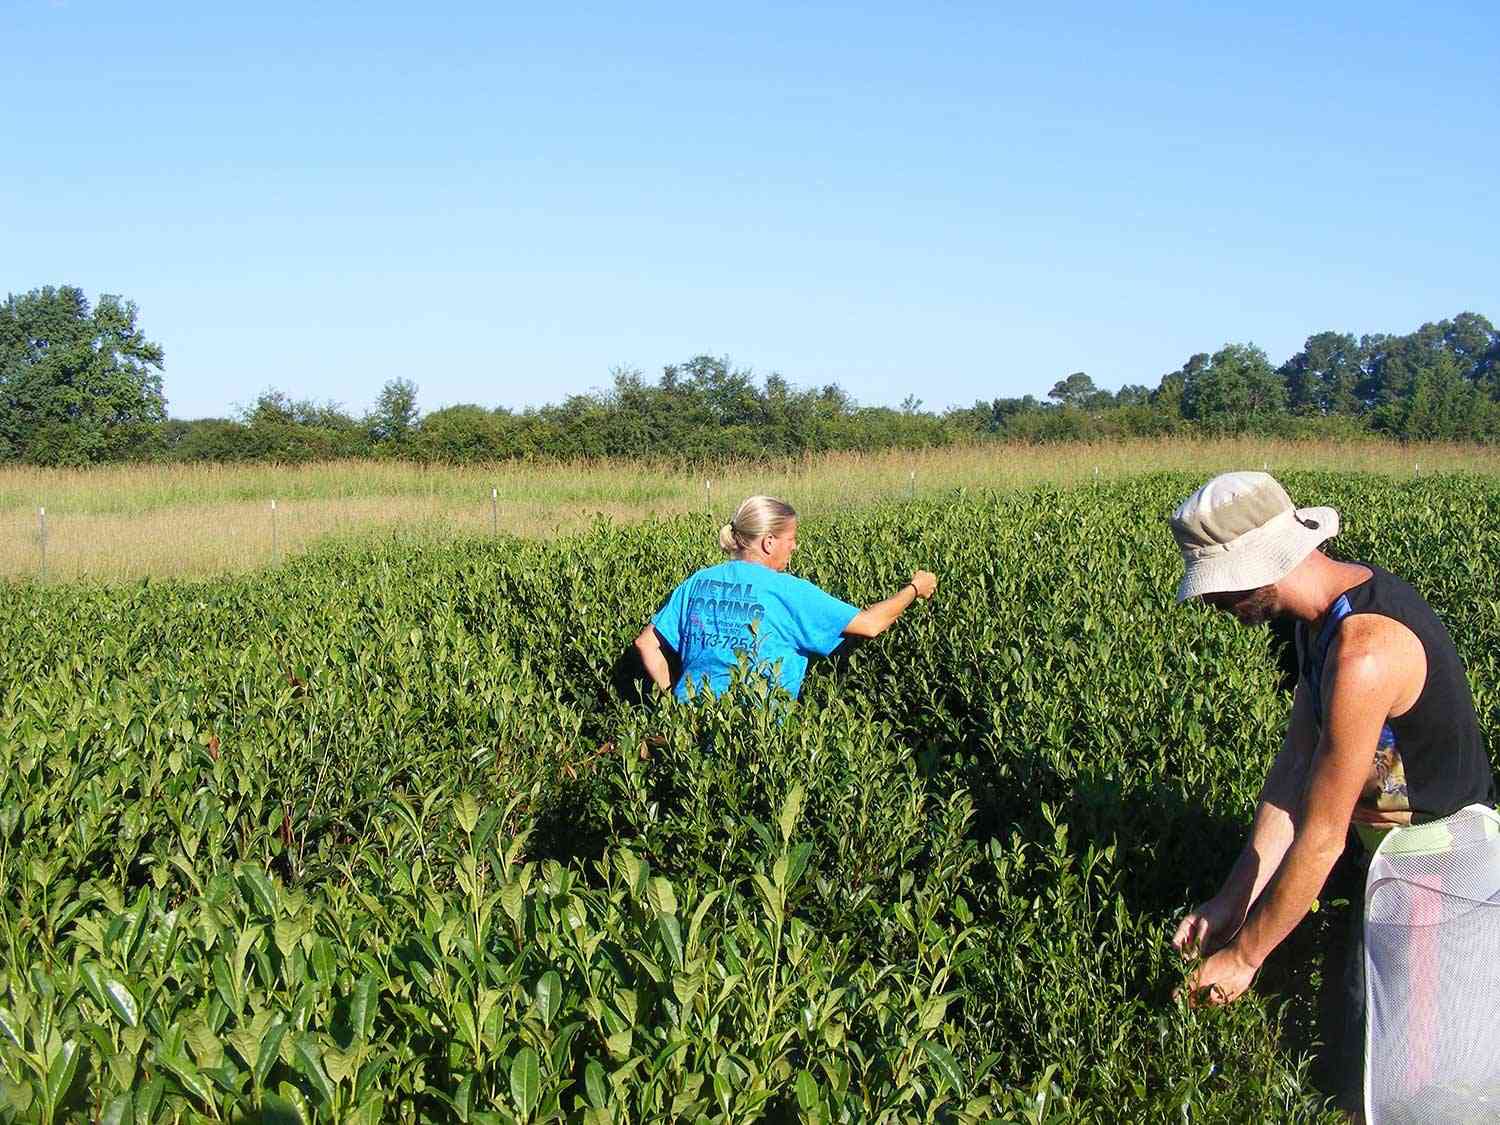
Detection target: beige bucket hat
<box><xmin>1170</xmin><ymin>471</ymin><xmax>1339</xmax><ymax>602</ymax></box>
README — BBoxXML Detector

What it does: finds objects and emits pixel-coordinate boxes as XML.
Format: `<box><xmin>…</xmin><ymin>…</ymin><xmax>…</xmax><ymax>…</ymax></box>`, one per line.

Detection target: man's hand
<box><xmin>909</xmin><ymin>570</ymin><xmax>937</xmax><ymax>599</ymax></box>
<box><xmin>1171</xmin><ymin>894</ymin><xmax>1245</xmax><ymax>957</ymax></box>
<box><xmin>1177</xmin><ymin>944</ymin><xmax>1259</xmax><ymax>1007</ymax></box>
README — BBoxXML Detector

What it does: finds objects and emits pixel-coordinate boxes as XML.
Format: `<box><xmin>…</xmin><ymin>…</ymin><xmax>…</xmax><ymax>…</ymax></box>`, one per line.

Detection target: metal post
<box><xmin>908</xmin><ymin>470</ymin><xmax>915</xmax><ymax>498</ymax></box>
<box><xmin>37</xmin><ymin>507</ymin><xmax>46</xmax><ymax>582</ymax></box>
<box><xmin>270</xmin><ymin>499</ymin><xmax>279</xmax><ymax>565</ymax></box>
<box><xmin>705</xmin><ymin>479</ymin><xmax>712</xmax><ymax>513</ymax></box>
<box><xmin>491</xmin><ymin>488</ymin><xmax>498</xmax><ymax>535</ymax></box>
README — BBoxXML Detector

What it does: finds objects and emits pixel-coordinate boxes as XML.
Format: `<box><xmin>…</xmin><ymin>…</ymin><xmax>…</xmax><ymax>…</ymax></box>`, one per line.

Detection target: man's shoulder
<box><xmin>1326</xmin><ymin>612</ymin><xmax>1424</xmax><ymax>693</ymax></box>
<box><xmin>1332</xmin><ymin>611</ymin><xmax>1407</xmax><ymax>654</ymax></box>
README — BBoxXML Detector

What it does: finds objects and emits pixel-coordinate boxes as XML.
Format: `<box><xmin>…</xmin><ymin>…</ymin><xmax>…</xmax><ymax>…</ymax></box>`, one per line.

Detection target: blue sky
<box><xmin>4</xmin><ymin>1</ymin><xmax>1496</xmax><ymax>419</ymax></box>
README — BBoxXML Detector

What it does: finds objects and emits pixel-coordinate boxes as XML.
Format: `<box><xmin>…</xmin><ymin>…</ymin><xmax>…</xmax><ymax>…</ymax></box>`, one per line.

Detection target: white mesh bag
<box><xmin>1365</xmin><ymin>804</ymin><xmax>1500</xmax><ymax>1123</ymax></box>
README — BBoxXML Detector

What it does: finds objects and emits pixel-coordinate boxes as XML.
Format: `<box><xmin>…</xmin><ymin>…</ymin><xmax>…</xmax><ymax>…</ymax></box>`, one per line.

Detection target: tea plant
<box><xmin>3</xmin><ymin>472</ymin><xmax>1495</xmax><ymax>1121</ymax></box>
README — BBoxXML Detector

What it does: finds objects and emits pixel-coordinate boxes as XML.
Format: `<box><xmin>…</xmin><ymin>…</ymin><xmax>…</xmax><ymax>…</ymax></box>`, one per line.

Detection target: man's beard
<box><xmin>1230</xmin><ymin>586</ymin><xmax>1279</xmax><ymax>626</ymax></box>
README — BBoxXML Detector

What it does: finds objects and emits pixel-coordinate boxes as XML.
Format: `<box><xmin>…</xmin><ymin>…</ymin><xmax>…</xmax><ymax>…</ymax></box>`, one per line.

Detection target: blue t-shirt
<box><xmin>651</xmin><ymin>560</ymin><xmax>860</xmax><ymax>701</ymax></box>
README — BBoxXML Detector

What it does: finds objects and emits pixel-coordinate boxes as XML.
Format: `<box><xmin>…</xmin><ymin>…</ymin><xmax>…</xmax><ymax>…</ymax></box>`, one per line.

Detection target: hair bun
<box><xmin>718</xmin><ymin>522</ymin><xmax>739</xmax><ymax>553</ymax></box>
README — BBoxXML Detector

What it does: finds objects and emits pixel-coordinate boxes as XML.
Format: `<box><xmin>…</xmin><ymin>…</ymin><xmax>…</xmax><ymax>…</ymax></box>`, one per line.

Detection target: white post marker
<box><xmin>706</xmin><ymin>479</ymin><xmax>712</xmax><ymax>513</ymax></box>
<box><xmin>909</xmin><ymin>470</ymin><xmax>916</xmax><ymax>497</ymax></box>
<box><xmin>37</xmin><ymin>506</ymin><xmax>46</xmax><ymax>582</ymax></box>
<box><xmin>491</xmin><ymin>487</ymin><xmax>498</xmax><ymax>536</ymax></box>
<box><xmin>270</xmin><ymin>498</ymin><xmax>279</xmax><ymax>564</ymax></box>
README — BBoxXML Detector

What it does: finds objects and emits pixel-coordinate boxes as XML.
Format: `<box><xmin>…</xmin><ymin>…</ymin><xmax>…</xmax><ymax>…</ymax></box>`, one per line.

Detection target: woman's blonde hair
<box><xmin>719</xmin><ymin>495</ymin><xmax>797</xmax><ymax>554</ymax></box>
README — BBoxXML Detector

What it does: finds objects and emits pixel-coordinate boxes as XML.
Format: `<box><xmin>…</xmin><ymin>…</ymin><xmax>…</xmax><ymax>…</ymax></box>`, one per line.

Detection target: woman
<box><xmin>635</xmin><ymin>495</ymin><xmax>937</xmax><ymax>701</ymax></box>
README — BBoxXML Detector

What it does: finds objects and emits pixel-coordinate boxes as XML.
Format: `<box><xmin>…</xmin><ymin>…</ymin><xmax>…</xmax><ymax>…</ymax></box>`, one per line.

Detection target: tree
<box><xmin>368</xmin><ymin>378</ymin><xmax>419</xmax><ymax>445</ymax></box>
<box><xmin>238</xmin><ymin>388</ymin><xmax>297</xmax><ymax>427</ymax></box>
<box><xmin>1382</xmin><ymin>351</ymin><xmax>1494</xmax><ymax>440</ymax></box>
<box><xmin>412</xmin><ymin>404</ymin><xmax>512</xmax><ymax>462</ymax></box>
<box><xmin>1179</xmin><ymin>344</ymin><xmax>1286</xmax><ymax>423</ymax></box>
<box><xmin>0</xmin><ymin>285</ymin><xmax>166</xmax><ymax>464</ymax></box>
<box><xmin>1151</xmin><ymin>362</ymin><xmax>1194</xmax><ymax>417</ymax></box>
<box><xmin>1436</xmin><ymin>312</ymin><xmax>1496</xmax><ymax>375</ymax></box>
<box><xmin>669</xmin><ymin>355</ymin><xmax>762</xmax><ymax>427</ymax></box>
<box><xmin>1048</xmin><ymin>372</ymin><xmax>1097</xmax><ymax>407</ymax></box>
<box><xmin>1280</xmin><ymin>332</ymin><xmax>1366</xmax><ymax>415</ymax></box>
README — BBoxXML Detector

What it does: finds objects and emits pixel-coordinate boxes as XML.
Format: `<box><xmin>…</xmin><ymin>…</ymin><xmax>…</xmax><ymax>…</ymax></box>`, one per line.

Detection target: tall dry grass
<box><xmin>5</xmin><ymin>437</ymin><xmax>1496</xmax><ymax>581</ymax></box>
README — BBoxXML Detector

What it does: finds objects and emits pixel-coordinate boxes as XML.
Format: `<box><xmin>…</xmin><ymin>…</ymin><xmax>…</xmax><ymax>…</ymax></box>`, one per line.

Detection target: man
<box><xmin>1166</xmin><ymin>471</ymin><xmax>1493</xmax><ymax>1113</ymax></box>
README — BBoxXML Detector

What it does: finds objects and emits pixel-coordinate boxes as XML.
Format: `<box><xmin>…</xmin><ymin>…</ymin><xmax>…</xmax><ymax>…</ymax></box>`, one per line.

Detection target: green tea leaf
<box><xmin>657</xmin><ymin>914</ymin><xmax>685</xmax><ymax>971</ymax></box>
<box><xmin>226</xmin><ymin>1026</ymin><xmax>260</xmax><ymax>1070</ymax></box>
<box><xmin>500</xmin><ymin>880</ymin><xmax>526</xmax><ymax>929</ymax></box>
<box><xmin>273</xmin><ymin>915</ymin><xmax>307</xmax><ymax>958</ymax></box>
<box><xmin>778</xmin><ymin>781</ymin><xmax>805</xmax><ymax>844</ymax></box>
<box><xmin>918</xmin><ymin>994</ymin><xmax>947</xmax><ymax>1031</ymax></box>
<box><xmin>133</xmin><ymin>1076</ymin><xmax>166</xmax><ymax>1122</ymax></box>
<box><xmin>535</xmin><ymin>971</ymin><xmax>561</xmax><ymax>1030</ymax></box>
<box><xmin>323</xmin><ymin>1045</ymin><xmax>358</xmax><ymax>1085</ymax></box>
<box><xmin>920</xmin><ymin>1040</ymin><xmax>963</xmax><ymax>1093</ymax></box>
<box><xmin>100</xmin><ymin>1090</ymin><xmax>136</xmax><ymax>1125</ymax></box>
<box><xmin>454</xmin><ymin>792</ymin><xmax>479</xmax><ymax>835</ymax></box>
<box><xmin>294</xmin><ymin>1036</ymin><xmax>338</xmax><ymax>1107</ymax></box>
<box><xmin>260</xmin><ymin>1091</ymin><xmax>305</xmax><ymax>1125</ymax></box>
<box><xmin>45</xmin><ymin>1039</ymin><xmax>82</xmax><ymax>1110</ymax></box>
<box><xmin>255</xmin><ymin>1021</ymin><xmax>288</xmax><ymax>1089</ymax></box>
<box><xmin>238</xmin><ymin>868</ymin><xmax>278</xmax><ymax>916</ymax></box>
<box><xmin>584</xmin><ymin>1059</ymin><xmax>609</xmax><ymax>1109</ymax></box>
<box><xmin>104</xmin><ymin>979</ymin><xmax>139</xmax><ymax>1028</ymax></box>
<box><xmin>309</xmin><ymin>936</ymin><xmax>336</xmax><ymax>983</ymax></box>
<box><xmin>158</xmin><ymin>1050</ymin><xmax>211</xmax><ymax>1104</ymax></box>
<box><xmin>509</xmin><ymin>1046</ymin><xmax>540</xmax><ymax>1119</ymax></box>
<box><xmin>647</xmin><ymin>875</ymin><xmax>677</xmax><ymax>918</ymax></box>
<box><xmin>750</xmin><ymin>874</ymin><xmax>783</xmax><ymax>927</ymax></box>
<box><xmin>78</xmin><ymin>962</ymin><xmax>107</xmax><ymax>1009</ymax></box>
<box><xmin>349</xmin><ymin>975</ymin><xmax>379</xmax><ymax>1041</ymax></box>
<box><xmin>795</xmin><ymin>1069</ymin><xmax>820</xmax><ymax>1111</ymax></box>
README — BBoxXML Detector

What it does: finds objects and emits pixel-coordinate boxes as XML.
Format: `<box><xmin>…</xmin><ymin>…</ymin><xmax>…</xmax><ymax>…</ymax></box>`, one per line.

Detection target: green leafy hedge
<box><xmin>3</xmin><ymin>473</ymin><xmax>1496</xmax><ymax>1122</ymax></box>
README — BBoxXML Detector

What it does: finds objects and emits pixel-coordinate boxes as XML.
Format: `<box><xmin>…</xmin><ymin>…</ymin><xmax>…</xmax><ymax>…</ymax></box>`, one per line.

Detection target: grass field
<box><xmin>4</xmin><ymin>438</ymin><xmax>1499</xmax><ymax>581</ymax></box>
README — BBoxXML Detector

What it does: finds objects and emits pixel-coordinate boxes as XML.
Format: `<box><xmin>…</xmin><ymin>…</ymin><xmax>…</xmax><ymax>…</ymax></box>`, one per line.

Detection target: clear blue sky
<box><xmin>4</xmin><ymin>1</ymin><xmax>1496</xmax><ymax>419</ymax></box>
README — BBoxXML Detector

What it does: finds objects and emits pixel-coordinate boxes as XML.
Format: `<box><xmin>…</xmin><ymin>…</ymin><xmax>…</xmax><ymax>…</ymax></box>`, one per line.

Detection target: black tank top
<box><xmin>1298</xmin><ymin>564</ymin><xmax>1494</xmax><ymax>821</ymax></box>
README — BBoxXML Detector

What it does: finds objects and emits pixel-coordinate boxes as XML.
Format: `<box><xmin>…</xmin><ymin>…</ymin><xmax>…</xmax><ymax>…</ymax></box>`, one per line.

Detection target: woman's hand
<box><xmin>845</xmin><ymin>570</ymin><xmax>939</xmax><ymax>638</ymax></box>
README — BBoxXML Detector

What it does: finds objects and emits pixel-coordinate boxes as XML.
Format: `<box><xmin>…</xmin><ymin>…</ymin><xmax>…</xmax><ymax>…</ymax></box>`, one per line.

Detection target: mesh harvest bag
<box><xmin>1364</xmin><ymin>804</ymin><xmax>1500</xmax><ymax>1124</ymax></box>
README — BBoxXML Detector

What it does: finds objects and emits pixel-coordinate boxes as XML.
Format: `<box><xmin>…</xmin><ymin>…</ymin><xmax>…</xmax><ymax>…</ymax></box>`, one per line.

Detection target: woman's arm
<box><xmin>843</xmin><ymin>570</ymin><xmax>937</xmax><ymax>639</ymax></box>
<box><xmin>633</xmin><ymin>624</ymin><xmax>674</xmax><ymax>692</ymax></box>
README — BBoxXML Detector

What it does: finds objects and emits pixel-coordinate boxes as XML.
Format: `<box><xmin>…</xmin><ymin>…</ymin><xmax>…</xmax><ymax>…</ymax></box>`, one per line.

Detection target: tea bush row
<box><xmin>2</xmin><ymin>473</ymin><xmax>1496</xmax><ymax>1122</ymax></box>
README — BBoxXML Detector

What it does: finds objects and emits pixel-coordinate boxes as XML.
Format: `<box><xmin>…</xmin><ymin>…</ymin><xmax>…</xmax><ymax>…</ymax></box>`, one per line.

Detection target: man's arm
<box><xmin>1173</xmin><ymin>681</ymin><xmax>1318</xmax><ymax>955</ymax></box>
<box><xmin>1185</xmin><ymin>615</ymin><xmax>1414</xmax><ymax>1004</ymax></box>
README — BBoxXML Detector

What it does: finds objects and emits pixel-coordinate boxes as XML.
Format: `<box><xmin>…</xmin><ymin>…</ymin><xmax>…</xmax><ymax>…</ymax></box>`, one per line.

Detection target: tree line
<box><xmin>3</xmin><ymin>284</ymin><xmax>1498</xmax><ymax>466</ymax></box>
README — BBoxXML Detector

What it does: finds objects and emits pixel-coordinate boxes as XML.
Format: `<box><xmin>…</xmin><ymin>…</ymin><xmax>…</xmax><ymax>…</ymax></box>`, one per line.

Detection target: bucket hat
<box><xmin>1170</xmin><ymin>471</ymin><xmax>1339</xmax><ymax>602</ymax></box>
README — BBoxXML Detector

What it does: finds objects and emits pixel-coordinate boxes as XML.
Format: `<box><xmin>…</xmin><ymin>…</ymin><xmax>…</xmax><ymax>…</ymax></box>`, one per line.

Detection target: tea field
<box><xmin>3</xmin><ymin>473</ymin><xmax>1498</xmax><ymax>1123</ymax></box>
